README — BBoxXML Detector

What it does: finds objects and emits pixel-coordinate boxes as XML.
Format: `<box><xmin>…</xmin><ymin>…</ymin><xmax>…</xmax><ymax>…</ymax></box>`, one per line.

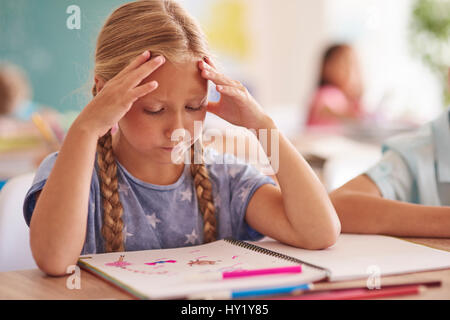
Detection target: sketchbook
<box><xmin>78</xmin><ymin>234</ymin><xmax>450</xmax><ymax>299</ymax></box>
<box><xmin>77</xmin><ymin>238</ymin><xmax>328</xmax><ymax>300</ymax></box>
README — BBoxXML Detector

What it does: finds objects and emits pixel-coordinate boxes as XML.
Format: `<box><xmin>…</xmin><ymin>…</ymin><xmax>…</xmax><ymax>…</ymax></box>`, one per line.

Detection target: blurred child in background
<box><xmin>0</xmin><ymin>63</ymin><xmax>62</xmax><ymax>172</ymax></box>
<box><xmin>306</xmin><ymin>44</ymin><xmax>365</xmax><ymax>127</ymax></box>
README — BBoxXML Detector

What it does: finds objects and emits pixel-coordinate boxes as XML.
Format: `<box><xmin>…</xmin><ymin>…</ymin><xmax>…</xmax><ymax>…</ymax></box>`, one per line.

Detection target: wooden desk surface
<box><xmin>1</xmin><ymin>237</ymin><xmax>449</xmax><ymax>300</ymax></box>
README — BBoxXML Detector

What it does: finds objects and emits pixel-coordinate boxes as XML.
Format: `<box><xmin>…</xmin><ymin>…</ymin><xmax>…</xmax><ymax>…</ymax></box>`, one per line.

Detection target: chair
<box><xmin>0</xmin><ymin>172</ymin><xmax>37</xmax><ymax>272</ymax></box>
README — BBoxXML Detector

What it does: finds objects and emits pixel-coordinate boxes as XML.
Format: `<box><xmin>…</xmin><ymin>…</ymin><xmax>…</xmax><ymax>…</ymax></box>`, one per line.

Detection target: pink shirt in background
<box><xmin>306</xmin><ymin>85</ymin><xmax>363</xmax><ymax>127</ymax></box>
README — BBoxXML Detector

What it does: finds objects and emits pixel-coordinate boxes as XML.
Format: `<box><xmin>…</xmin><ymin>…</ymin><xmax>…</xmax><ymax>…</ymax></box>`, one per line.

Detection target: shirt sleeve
<box><xmin>23</xmin><ymin>152</ymin><xmax>59</xmax><ymax>227</ymax></box>
<box><xmin>365</xmin><ymin>150</ymin><xmax>416</xmax><ymax>202</ymax></box>
<box><xmin>227</xmin><ymin>159</ymin><xmax>277</xmax><ymax>241</ymax></box>
<box><xmin>23</xmin><ymin>152</ymin><xmax>101</xmax><ymax>255</ymax></box>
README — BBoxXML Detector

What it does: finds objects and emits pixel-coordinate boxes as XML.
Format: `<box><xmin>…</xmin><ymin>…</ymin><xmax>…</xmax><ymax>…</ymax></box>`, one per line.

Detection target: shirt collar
<box><xmin>432</xmin><ymin>108</ymin><xmax>450</xmax><ymax>182</ymax></box>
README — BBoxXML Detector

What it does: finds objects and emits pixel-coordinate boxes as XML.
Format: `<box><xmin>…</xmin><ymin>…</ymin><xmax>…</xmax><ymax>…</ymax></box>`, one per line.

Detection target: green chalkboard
<box><xmin>0</xmin><ymin>0</ymin><xmax>128</xmax><ymax>112</ymax></box>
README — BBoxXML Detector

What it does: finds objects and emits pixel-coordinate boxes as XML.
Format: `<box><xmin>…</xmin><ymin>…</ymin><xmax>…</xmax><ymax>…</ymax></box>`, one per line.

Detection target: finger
<box><xmin>126</xmin><ymin>55</ymin><xmax>166</xmax><ymax>88</ymax></box>
<box><xmin>117</xmin><ymin>50</ymin><xmax>151</xmax><ymax>78</ymax></box>
<box><xmin>200</xmin><ymin>64</ymin><xmax>235</xmax><ymax>86</ymax></box>
<box><xmin>203</xmin><ymin>56</ymin><xmax>217</xmax><ymax>69</ymax></box>
<box><xmin>129</xmin><ymin>81</ymin><xmax>159</xmax><ymax>101</ymax></box>
<box><xmin>216</xmin><ymin>84</ymin><xmax>245</xmax><ymax>99</ymax></box>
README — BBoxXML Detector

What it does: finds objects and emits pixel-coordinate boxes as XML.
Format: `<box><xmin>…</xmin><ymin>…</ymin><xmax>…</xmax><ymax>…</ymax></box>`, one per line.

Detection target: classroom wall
<box><xmin>0</xmin><ymin>0</ymin><xmax>442</xmax><ymax>126</ymax></box>
<box><xmin>0</xmin><ymin>0</ymin><xmax>326</xmax><ymax>126</ymax></box>
<box><xmin>0</xmin><ymin>0</ymin><xmax>128</xmax><ymax>113</ymax></box>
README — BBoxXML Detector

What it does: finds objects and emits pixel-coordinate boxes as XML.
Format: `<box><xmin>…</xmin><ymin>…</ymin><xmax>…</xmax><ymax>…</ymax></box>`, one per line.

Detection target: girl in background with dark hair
<box><xmin>307</xmin><ymin>44</ymin><xmax>365</xmax><ymax>127</ymax></box>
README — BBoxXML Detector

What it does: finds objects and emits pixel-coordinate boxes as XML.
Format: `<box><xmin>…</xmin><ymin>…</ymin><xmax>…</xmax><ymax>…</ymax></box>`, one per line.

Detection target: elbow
<box><xmin>312</xmin><ymin>203</ymin><xmax>342</xmax><ymax>250</ymax></box>
<box><xmin>306</xmin><ymin>222</ymin><xmax>341</xmax><ymax>250</ymax></box>
<box><xmin>30</xmin><ymin>241</ymin><xmax>77</xmax><ymax>277</ymax></box>
<box><xmin>292</xmin><ymin>211</ymin><xmax>342</xmax><ymax>250</ymax></box>
<box><xmin>33</xmin><ymin>250</ymin><xmax>78</xmax><ymax>277</ymax></box>
<box><xmin>36</xmin><ymin>260</ymin><xmax>70</xmax><ymax>277</ymax></box>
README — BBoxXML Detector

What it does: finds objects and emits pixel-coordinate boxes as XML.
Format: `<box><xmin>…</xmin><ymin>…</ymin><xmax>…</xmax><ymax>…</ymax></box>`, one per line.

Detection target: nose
<box><xmin>164</xmin><ymin>111</ymin><xmax>187</xmax><ymax>141</ymax></box>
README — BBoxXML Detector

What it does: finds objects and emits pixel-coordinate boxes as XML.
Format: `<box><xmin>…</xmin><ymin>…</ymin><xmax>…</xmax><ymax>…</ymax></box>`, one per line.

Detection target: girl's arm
<box><xmin>246</xmin><ymin>119</ymin><xmax>341</xmax><ymax>249</ymax></box>
<box><xmin>30</xmin><ymin>126</ymin><xmax>98</xmax><ymax>276</ymax></box>
<box><xmin>199</xmin><ymin>58</ymin><xmax>341</xmax><ymax>249</ymax></box>
<box><xmin>30</xmin><ymin>51</ymin><xmax>166</xmax><ymax>276</ymax></box>
<box><xmin>330</xmin><ymin>175</ymin><xmax>450</xmax><ymax>237</ymax></box>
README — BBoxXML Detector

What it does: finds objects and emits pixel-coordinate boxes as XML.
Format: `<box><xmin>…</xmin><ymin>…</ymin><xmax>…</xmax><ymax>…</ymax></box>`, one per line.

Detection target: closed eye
<box><xmin>144</xmin><ymin>108</ymin><xmax>164</xmax><ymax>115</ymax></box>
<box><xmin>186</xmin><ymin>105</ymin><xmax>205</xmax><ymax>112</ymax></box>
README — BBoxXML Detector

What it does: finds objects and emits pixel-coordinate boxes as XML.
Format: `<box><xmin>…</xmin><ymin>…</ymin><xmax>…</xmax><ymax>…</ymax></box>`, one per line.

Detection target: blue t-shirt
<box><xmin>23</xmin><ymin>148</ymin><xmax>276</xmax><ymax>255</ymax></box>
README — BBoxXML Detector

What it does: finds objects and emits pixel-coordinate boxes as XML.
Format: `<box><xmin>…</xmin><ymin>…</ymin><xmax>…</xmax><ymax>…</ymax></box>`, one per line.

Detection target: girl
<box><xmin>24</xmin><ymin>0</ymin><xmax>340</xmax><ymax>277</ymax></box>
<box><xmin>306</xmin><ymin>44</ymin><xmax>365</xmax><ymax>127</ymax></box>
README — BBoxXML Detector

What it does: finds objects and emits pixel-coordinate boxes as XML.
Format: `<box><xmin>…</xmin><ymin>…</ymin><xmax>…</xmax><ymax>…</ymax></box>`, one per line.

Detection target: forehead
<box><xmin>140</xmin><ymin>59</ymin><xmax>208</xmax><ymax>104</ymax></box>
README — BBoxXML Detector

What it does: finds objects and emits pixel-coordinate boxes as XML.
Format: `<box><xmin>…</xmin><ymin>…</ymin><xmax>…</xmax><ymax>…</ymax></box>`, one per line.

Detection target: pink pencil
<box><xmin>186</xmin><ymin>265</ymin><xmax>302</xmax><ymax>282</ymax></box>
<box><xmin>271</xmin><ymin>285</ymin><xmax>424</xmax><ymax>300</ymax></box>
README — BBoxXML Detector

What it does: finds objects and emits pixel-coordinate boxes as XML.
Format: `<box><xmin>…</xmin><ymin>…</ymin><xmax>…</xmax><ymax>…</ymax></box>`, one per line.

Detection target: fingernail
<box><xmin>155</xmin><ymin>56</ymin><xmax>165</xmax><ymax>64</ymax></box>
<box><xmin>143</xmin><ymin>50</ymin><xmax>150</xmax><ymax>57</ymax></box>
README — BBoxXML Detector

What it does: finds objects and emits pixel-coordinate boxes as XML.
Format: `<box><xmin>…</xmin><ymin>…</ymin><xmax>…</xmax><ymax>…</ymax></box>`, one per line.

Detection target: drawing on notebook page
<box><xmin>79</xmin><ymin>239</ymin><xmax>329</xmax><ymax>299</ymax></box>
<box><xmin>188</xmin><ymin>259</ymin><xmax>222</xmax><ymax>267</ymax></box>
<box><xmin>145</xmin><ymin>259</ymin><xmax>177</xmax><ymax>266</ymax></box>
<box><xmin>105</xmin><ymin>255</ymin><xmax>131</xmax><ymax>268</ymax></box>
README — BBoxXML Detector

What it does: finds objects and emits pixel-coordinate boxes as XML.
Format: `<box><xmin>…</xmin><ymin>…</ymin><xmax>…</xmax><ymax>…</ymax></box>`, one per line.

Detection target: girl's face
<box><xmin>118</xmin><ymin>58</ymin><xmax>208</xmax><ymax>163</ymax></box>
<box><xmin>324</xmin><ymin>48</ymin><xmax>363</xmax><ymax>100</ymax></box>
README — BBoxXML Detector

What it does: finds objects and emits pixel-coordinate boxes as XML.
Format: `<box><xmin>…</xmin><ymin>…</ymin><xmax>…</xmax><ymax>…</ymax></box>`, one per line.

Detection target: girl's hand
<box><xmin>199</xmin><ymin>57</ymin><xmax>272</xmax><ymax>130</ymax></box>
<box><xmin>74</xmin><ymin>51</ymin><xmax>166</xmax><ymax>138</ymax></box>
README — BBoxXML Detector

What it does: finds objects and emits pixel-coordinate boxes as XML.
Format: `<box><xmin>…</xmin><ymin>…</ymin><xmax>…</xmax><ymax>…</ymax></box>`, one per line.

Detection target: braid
<box><xmin>190</xmin><ymin>142</ymin><xmax>217</xmax><ymax>243</ymax></box>
<box><xmin>94</xmin><ymin>82</ymin><xmax>125</xmax><ymax>253</ymax></box>
<box><xmin>97</xmin><ymin>131</ymin><xmax>125</xmax><ymax>252</ymax></box>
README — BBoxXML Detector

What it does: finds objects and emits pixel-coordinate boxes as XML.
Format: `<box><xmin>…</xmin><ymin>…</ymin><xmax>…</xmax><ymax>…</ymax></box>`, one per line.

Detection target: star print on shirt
<box><xmin>228</xmin><ymin>166</ymin><xmax>242</xmax><ymax>179</ymax></box>
<box><xmin>146</xmin><ymin>213</ymin><xmax>162</xmax><ymax>229</ymax></box>
<box><xmin>118</xmin><ymin>182</ymin><xmax>131</xmax><ymax>197</ymax></box>
<box><xmin>185</xmin><ymin>229</ymin><xmax>198</xmax><ymax>245</ymax></box>
<box><xmin>239</xmin><ymin>185</ymin><xmax>252</xmax><ymax>201</ymax></box>
<box><xmin>123</xmin><ymin>225</ymin><xmax>134</xmax><ymax>241</ymax></box>
<box><xmin>179</xmin><ymin>187</ymin><xmax>192</xmax><ymax>202</ymax></box>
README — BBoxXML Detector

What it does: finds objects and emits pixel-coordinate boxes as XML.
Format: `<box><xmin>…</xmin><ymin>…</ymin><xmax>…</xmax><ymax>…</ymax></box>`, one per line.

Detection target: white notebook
<box><xmin>78</xmin><ymin>234</ymin><xmax>450</xmax><ymax>299</ymax></box>
<box><xmin>254</xmin><ymin>234</ymin><xmax>450</xmax><ymax>281</ymax></box>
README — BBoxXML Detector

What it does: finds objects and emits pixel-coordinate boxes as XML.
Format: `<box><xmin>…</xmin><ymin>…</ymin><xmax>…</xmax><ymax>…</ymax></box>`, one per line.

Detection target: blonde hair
<box><xmin>93</xmin><ymin>0</ymin><xmax>216</xmax><ymax>252</ymax></box>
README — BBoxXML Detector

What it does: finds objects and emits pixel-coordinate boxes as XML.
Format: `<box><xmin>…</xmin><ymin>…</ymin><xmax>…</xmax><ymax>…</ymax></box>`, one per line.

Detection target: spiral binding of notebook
<box><xmin>224</xmin><ymin>238</ymin><xmax>331</xmax><ymax>277</ymax></box>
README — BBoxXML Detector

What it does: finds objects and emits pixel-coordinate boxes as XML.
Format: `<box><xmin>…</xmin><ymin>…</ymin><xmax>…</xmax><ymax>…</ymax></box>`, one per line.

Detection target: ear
<box><xmin>94</xmin><ymin>75</ymin><xmax>106</xmax><ymax>93</ymax></box>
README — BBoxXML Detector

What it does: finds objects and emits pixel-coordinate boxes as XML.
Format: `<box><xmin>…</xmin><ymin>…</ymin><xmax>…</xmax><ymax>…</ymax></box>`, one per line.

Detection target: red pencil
<box><xmin>273</xmin><ymin>285</ymin><xmax>425</xmax><ymax>300</ymax></box>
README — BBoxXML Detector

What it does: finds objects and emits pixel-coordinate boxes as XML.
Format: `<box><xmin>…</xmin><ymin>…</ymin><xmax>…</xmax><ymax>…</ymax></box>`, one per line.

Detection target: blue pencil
<box><xmin>189</xmin><ymin>283</ymin><xmax>313</xmax><ymax>300</ymax></box>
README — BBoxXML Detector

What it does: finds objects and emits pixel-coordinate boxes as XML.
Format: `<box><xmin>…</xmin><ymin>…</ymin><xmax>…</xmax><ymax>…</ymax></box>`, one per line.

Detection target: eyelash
<box><xmin>144</xmin><ymin>105</ymin><xmax>204</xmax><ymax>115</ymax></box>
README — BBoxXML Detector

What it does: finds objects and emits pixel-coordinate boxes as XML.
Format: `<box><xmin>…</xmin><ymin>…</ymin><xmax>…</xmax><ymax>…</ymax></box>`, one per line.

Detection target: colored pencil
<box><xmin>270</xmin><ymin>284</ymin><xmax>426</xmax><ymax>300</ymax></box>
<box><xmin>186</xmin><ymin>265</ymin><xmax>302</xmax><ymax>282</ymax></box>
<box><xmin>188</xmin><ymin>283</ymin><xmax>313</xmax><ymax>300</ymax></box>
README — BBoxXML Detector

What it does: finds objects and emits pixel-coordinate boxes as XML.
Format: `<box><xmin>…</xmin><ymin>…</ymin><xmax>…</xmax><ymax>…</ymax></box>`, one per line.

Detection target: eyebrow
<box><xmin>146</xmin><ymin>95</ymin><xmax>208</xmax><ymax>106</ymax></box>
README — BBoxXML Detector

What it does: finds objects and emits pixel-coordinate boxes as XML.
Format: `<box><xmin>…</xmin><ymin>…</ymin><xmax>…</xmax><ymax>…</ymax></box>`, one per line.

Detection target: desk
<box><xmin>0</xmin><ymin>238</ymin><xmax>449</xmax><ymax>300</ymax></box>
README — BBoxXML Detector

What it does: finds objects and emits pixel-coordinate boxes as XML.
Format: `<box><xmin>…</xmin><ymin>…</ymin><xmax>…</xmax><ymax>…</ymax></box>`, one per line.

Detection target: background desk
<box><xmin>0</xmin><ymin>237</ymin><xmax>449</xmax><ymax>300</ymax></box>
